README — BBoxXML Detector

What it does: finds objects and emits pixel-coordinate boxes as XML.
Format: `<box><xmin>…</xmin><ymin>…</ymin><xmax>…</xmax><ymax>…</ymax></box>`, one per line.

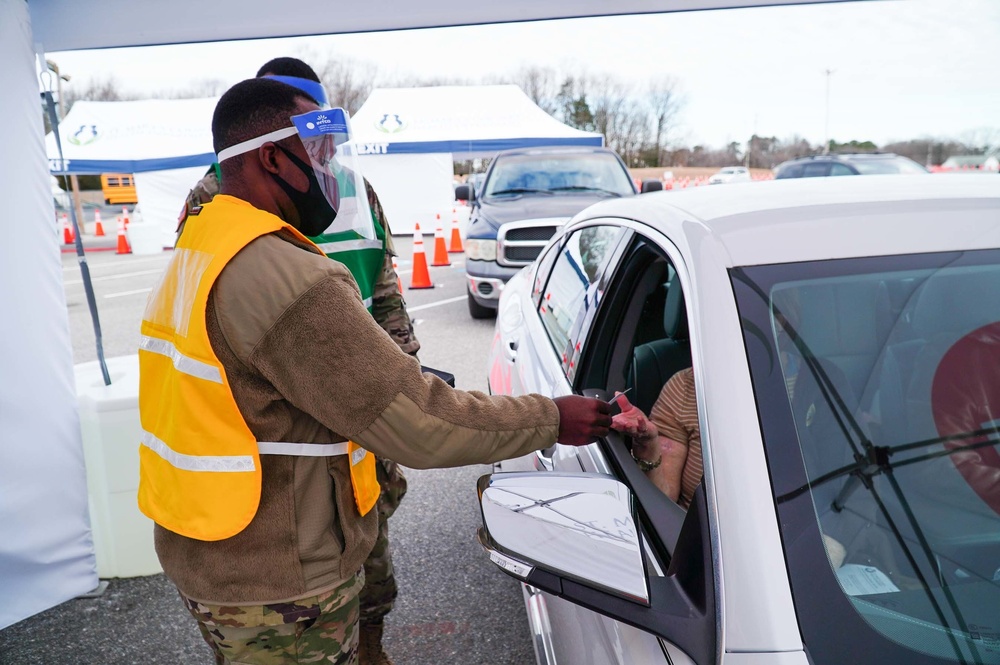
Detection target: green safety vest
<box><xmin>309</xmin><ymin>219</ymin><xmax>385</xmax><ymax>314</ymax></box>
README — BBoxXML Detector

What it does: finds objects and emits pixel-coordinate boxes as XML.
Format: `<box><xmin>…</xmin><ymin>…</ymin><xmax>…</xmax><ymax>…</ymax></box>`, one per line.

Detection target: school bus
<box><xmin>100</xmin><ymin>173</ymin><xmax>138</xmax><ymax>205</ymax></box>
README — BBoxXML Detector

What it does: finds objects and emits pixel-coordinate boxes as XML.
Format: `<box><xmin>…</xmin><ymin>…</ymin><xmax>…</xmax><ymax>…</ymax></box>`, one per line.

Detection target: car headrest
<box><xmin>663</xmin><ymin>283</ymin><xmax>688</xmax><ymax>340</ymax></box>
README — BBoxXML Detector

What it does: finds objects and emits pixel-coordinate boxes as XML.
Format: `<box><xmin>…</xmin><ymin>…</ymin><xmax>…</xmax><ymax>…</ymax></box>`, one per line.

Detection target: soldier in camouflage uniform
<box><xmin>177</xmin><ymin>66</ymin><xmax>417</xmax><ymax>664</ymax></box>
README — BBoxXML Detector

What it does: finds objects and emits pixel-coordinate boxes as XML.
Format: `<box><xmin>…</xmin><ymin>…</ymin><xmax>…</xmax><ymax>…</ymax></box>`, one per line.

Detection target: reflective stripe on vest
<box><xmin>138</xmin><ymin>195</ymin><xmax>379</xmax><ymax>542</ymax></box>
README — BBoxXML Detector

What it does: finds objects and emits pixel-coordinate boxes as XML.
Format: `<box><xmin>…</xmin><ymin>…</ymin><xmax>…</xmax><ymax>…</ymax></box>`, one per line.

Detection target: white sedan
<box><xmin>477</xmin><ymin>175</ymin><xmax>1000</xmax><ymax>665</ymax></box>
<box><xmin>707</xmin><ymin>165</ymin><xmax>751</xmax><ymax>184</ymax></box>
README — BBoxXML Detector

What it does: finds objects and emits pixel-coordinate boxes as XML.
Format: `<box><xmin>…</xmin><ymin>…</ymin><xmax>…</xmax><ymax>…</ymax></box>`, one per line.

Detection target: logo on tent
<box><xmin>68</xmin><ymin>124</ymin><xmax>100</xmax><ymax>146</ymax></box>
<box><xmin>375</xmin><ymin>114</ymin><xmax>407</xmax><ymax>134</ymax></box>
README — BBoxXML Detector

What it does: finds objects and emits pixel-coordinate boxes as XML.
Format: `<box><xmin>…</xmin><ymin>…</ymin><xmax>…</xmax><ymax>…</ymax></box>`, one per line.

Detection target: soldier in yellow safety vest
<box><xmin>139</xmin><ymin>77</ymin><xmax>612</xmax><ymax>665</ymax></box>
<box><xmin>176</xmin><ymin>57</ymin><xmax>414</xmax><ymax>665</ymax></box>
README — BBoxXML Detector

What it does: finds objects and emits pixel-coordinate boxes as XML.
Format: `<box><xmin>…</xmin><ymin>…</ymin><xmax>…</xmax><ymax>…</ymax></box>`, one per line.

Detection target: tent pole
<box><xmin>42</xmin><ymin>85</ymin><xmax>111</xmax><ymax>386</ymax></box>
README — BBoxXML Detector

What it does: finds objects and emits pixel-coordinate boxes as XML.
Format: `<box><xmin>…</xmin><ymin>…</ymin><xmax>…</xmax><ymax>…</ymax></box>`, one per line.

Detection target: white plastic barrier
<box><xmin>75</xmin><ymin>354</ymin><xmax>161</xmax><ymax>578</ymax></box>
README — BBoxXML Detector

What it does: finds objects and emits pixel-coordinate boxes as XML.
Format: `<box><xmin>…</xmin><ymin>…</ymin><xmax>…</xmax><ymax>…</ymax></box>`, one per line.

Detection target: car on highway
<box><xmin>707</xmin><ymin>165</ymin><xmax>751</xmax><ymax>184</ymax></box>
<box><xmin>476</xmin><ymin>175</ymin><xmax>1000</xmax><ymax>665</ymax></box>
<box><xmin>453</xmin><ymin>145</ymin><xmax>661</xmax><ymax>319</ymax></box>
<box><xmin>774</xmin><ymin>152</ymin><xmax>929</xmax><ymax>178</ymax></box>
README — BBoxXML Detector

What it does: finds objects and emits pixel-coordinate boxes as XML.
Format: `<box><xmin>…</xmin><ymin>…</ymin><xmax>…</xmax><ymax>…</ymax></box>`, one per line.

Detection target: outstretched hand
<box><xmin>610</xmin><ymin>393</ymin><xmax>658</xmax><ymax>442</ymax></box>
<box><xmin>553</xmin><ymin>395</ymin><xmax>613</xmax><ymax>446</ymax></box>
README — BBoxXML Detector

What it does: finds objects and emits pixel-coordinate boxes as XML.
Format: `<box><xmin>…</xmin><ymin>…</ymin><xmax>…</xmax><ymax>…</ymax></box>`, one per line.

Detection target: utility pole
<box><xmin>47</xmin><ymin>60</ymin><xmax>86</xmax><ymax>233</ymax></box>
<box><xmin>823</xmin><ymin>69</ymin><xmax>835</xmax><ymax>154</ymax></box>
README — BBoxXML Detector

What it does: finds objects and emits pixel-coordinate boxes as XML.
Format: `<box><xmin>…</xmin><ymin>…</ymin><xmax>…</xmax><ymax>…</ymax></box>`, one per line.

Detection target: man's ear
<box><xmin>258</xmin><ymin>143</ymin><xmax>282</xmax><ymax>174</ymax></box>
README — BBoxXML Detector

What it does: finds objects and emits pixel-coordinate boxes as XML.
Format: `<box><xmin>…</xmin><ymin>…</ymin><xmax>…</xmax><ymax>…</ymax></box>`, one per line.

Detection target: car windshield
<box><xmin>733</xmin><ymin>249</ymin><xmax>1000</xmax><ymax>664</ymax></box>
<box><xmin>851</xmin><ymin>156</ymin><xmax>930</xmax><ymax>175</ymax></box>
<box><xmin>483</xmin><ymin>152</ymin><xmax>634</xmax><ymax>199</ymax></box>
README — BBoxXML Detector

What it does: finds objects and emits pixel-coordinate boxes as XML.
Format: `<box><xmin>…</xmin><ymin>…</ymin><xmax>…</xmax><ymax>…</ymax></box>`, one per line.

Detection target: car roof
<box><xmin>577</xmin><ymin>174</ymin><xmax>1000</xmax><ymax>266</ymax></box>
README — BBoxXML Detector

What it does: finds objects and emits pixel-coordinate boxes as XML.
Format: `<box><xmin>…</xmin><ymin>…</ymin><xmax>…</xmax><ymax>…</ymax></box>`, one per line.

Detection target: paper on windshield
<box><xmin>836</xmin><ymin>564</ymin><xmax>901</xmax><ymax>596</ymax></box>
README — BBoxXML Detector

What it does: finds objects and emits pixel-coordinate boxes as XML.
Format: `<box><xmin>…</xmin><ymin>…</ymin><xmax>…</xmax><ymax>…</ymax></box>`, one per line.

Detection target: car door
<box><xmin>492</xmin><ymin>219</ymin><xmax>710</xmax><ymax>665</ymax></box>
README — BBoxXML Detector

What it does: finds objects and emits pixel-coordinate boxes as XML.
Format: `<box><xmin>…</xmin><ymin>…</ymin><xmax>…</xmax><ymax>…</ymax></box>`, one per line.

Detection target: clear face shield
<box><xmin>216</xmin><ymin>107</ymin><xmax>375</xmax><ymax>240</ymax></box>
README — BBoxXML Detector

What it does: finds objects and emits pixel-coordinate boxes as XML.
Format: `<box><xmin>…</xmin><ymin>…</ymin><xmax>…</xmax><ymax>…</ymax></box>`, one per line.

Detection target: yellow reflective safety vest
<box><xmin>137</xmin><ymin>195</ymin><xmax>379</xmax><ymax>542</ymax></box>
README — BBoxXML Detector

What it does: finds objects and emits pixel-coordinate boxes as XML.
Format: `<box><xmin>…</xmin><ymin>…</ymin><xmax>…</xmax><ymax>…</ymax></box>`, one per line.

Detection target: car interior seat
<box><xmin>627</xmin><ymin>280</ymin><xmax>692</xmax><ymax>416</ymax></box>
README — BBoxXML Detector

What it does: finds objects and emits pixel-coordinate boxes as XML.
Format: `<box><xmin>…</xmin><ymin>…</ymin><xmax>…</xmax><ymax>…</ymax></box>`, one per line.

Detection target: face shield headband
<box><xmin>262</xmin><ymin>75</ymin><xmax>330</xmax><ymax>109</ymax></box>
<box><xmin>216</xmin><ymin>109</ymin><xmax>352</xmax><ymax>237</ymax></box>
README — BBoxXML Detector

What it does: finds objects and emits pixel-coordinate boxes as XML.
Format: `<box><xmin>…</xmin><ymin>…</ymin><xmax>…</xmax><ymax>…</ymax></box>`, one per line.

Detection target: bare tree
<box><xmin>504</xmin><ymin>66</ymin><xmax>560</xmax><ymax>115</ymax></box>
<box><xmin>313</xmin><ymin>55</ymin><xmax>379</xmax><ymax>116</ymax></box>
<box><xmin>647</xmin><ymin>76</ymin><xmax>684</xmax><ymax>167</ymax></box>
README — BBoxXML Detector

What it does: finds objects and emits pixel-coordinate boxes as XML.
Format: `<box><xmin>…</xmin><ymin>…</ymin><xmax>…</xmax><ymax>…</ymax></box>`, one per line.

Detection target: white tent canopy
<box><xmin>351</xmin><ymin>85</ymin><xmax>603</xmax><ymax>159</ymax></box>
<box><xmin>46</xmin><ymin>98</ymin><xmax>217</xmax><ymax>175</ymax></box>
<box><xmin>3</xmin><ymin>0</ymin><xmax>848</xmax><ymax>631</ymax></box>
<box><xmin>352</xmin><ymin>85</ymin><xmax>603</xmax><ymax>233</ymax></box>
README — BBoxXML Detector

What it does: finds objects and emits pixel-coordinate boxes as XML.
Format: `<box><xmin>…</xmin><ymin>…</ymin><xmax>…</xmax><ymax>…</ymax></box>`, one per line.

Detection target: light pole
<box><xmin>823</xmin><ymin>68</ymin><xmax>835</xmax><ymax>154</ymax></box>
<box><xmin>47</xmin><ymin>60</ymin><xmax>86</xmax><ymax>233</ymax></box>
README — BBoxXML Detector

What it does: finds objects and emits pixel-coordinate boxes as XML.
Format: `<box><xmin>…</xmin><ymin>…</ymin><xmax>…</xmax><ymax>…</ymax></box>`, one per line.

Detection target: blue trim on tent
<box><xmin>49</xmin><ymin>153</ymin><xmax>217</xmax><ymax>174</ymax></box>
<box><xmin>353</xmin><ymin>136</ymin><xmax>604</xmax><ymax>156</ymax></box>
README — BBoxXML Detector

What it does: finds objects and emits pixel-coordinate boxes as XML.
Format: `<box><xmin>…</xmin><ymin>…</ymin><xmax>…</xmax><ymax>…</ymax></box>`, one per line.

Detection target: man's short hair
<box><xmin>212</xmin><ymin>78</ymin><xmax>316</xmax><ymax>159</ymax></box>
<box><xmin>256</xmin><ymin>57</ymin><xmax>321</xmax><ymax>82</ymax></box>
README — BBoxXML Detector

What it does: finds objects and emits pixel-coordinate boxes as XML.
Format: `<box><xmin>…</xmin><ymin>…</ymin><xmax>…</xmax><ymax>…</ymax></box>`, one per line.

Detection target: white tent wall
<box><xmin>357</xmin><ymin>153</ymin><xmax>455</xmax><ymax>235</ymax></box>
<box><xmin>0</xmin><ymin>0</ymin><xmax>98</xmax><ymax>630</ymax></box>
<box><xmin>133</xmin><ymin>166</ymin><xmax>208</xmax><ymax>252</ymax></box>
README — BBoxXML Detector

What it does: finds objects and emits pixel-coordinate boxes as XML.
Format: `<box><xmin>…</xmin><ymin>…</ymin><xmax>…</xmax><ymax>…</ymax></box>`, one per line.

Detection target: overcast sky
<box><xmin>49</xmin><ymin>0</ymin><xmax>999</xmax><ymax>149</ymax></box>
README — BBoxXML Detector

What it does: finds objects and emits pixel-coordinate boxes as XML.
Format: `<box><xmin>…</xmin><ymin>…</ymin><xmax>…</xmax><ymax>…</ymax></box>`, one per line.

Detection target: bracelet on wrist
<box><xmin>630</xmin><ymin>445</ymin><xmax>662</xmax><ymax>472</ymax></box>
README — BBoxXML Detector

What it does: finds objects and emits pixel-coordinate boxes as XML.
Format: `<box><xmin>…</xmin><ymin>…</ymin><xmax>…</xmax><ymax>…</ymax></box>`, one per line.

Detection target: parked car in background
<box><xmin>774</xmin><ymin>152</ymin><xmax>929</xmax><ymax>179</ymax></box>
<box><xmin>454</xmin><ymin>145</ymin><xmax>661</xmax><ymax>319</ymax></box>
<box><xmin>477</xmin><ymin>175</ymin><xmax>1000</xmax><ymax>665</ymax></box>
<box><xmin>707</xmin><ymin>165</ymin><xmax>751</xmax><ymax>184</ymax></box>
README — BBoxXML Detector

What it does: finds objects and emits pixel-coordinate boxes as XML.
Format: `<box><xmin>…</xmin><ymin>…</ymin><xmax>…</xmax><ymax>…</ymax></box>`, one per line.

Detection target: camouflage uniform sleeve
<box><xmin>367</xmin><ymin>180</ymin><xmax>421</xmax><ymax>358</ymax></box>
<box><xmin>175</xmin><ymin>169</ymin><xmax>221</xmax><ymax>243</ymax></box>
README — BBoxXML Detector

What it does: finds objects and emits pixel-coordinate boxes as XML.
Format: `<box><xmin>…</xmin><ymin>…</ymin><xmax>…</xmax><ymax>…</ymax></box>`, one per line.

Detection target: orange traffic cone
<box><xmin>116</xmin><ymin>215</ymin><xmax>131</xmax><ymax>255</ymax></box>
<box><xmin>431</xmin><ymin>215</ymin><xmax>450</xmax><ymax>267</ymax></box>
<box><xmin>409</xmin><ymin>223</ymin><xmax>433</xmax><ymax>289</ymax></box>
<box><xmin>392</xmin><ymin>255</ymin><xmax>403</xmax><ymax>294</ymax></box>
<box><xmin>61</xmin><ymin>213</ymin><xmax>75</xmax><ymax>245</ymax></box>
<box><xmin>94</xmin><ymin>209</ymin><xmax>105</xmax><ymax>237</ymax></box>
<box><xmin>448</xmin><ymin>208</ymin><xmax>464</xmax><ymax>253</ymax></box>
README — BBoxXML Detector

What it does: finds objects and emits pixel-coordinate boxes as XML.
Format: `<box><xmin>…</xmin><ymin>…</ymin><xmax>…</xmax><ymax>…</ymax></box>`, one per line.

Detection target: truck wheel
<box><xmin>468</xmin><ymin>289</ymin><xmax>495</xmax><ymax>319</ymax></box>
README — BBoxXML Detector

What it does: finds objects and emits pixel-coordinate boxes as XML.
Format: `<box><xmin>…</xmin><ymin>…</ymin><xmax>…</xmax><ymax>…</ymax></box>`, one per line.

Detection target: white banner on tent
<box><xmin>1</xmin><ymin>0</ymin><xmax>98</xmax><ymax>630</ymax></box>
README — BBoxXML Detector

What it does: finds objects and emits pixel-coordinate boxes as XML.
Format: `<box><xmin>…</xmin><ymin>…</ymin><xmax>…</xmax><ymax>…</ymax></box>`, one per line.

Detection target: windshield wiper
<box><xmin>488</xmin><ymin>188</ymin><xmax>554</xmax><ymax>197</ymax></box>
<box><xmin>548</xmin><ymin>186</ymin><xmax>623</xmax><ymax>197</ymax></box>
<box><xmin>777</xmin><ymin>427</ymin><xmax>999</xmax><ymax>506</ymax></box>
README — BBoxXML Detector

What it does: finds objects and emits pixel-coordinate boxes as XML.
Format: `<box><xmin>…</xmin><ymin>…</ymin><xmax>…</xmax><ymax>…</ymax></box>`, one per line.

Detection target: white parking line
<box><xmin>65</xmin><ymin>269</ymin><xmax>163</xmax><ymax>285</ymax></box>
<box><xmin>104</xmin><ymin>288</ymin><xmax>152</xmax><ymax>299</ymax></box>
<box><xmin>406</xmin><ymin>295</ymin><xmax>466</xmax><ymax>312</ymax></box>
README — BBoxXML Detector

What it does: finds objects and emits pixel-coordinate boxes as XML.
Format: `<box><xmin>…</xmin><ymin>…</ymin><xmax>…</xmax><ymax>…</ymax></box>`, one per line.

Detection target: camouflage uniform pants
<box><xmin>185</xmin><ymin>573</ymin><xmax>364</xmax><ymax>665</ymax></box>
<box><xmin>359</xmin><ymin>457</ymin><xmax>407</xmax><ymax>625</ymax></box>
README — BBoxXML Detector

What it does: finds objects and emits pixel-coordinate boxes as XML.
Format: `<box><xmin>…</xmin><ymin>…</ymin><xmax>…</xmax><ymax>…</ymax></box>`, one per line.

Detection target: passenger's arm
<box><xmin>612</xmin><ymin>394</ymin><xmax>687</xmax><ymax>502</ymax></box>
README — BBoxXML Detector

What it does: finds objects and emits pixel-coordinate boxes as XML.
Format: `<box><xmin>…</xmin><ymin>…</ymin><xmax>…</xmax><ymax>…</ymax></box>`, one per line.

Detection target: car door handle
<box><xmin>503</xmin><ymin>338</ymin><xmax>519</xmax><ymax>361</ymax></box>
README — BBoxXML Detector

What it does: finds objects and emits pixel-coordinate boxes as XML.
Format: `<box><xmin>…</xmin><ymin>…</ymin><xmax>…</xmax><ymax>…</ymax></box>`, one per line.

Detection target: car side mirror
<box><xmin>477</xmin><ymin>471</ymin><xmax>648</xmax><ymax>604</ymax></box>
<box><xmin>455</xmin><ymin>184</ymin><xmax>473</xmax><ymax>202</ymax></box>
<box><xmin>640</xmin><ymin>179</ymin><xmax>663</xmax><ymax>194</ymax></box>
<box><xmin>477</xmin><ymin>471</ymin><xmax>717</xmax><ymax>665</ymax></box>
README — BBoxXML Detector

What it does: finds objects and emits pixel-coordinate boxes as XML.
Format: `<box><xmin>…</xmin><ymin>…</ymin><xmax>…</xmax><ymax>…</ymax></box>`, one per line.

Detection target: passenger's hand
<box><xmin>610</xmin><ymin>394</ymin><xmax>658</xmax><ymax>443</ymax></box>
<box><xmin>553</xmin><ymin>395</ymin><xmax>613</xmax><ymax>446</ymax></box>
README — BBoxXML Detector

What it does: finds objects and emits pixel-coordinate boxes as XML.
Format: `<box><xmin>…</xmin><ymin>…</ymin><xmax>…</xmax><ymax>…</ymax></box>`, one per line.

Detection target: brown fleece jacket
<box><xmin>154</xmin><ymin>227</ymin><xmax>559</xmax><ymax>605</ymax></box>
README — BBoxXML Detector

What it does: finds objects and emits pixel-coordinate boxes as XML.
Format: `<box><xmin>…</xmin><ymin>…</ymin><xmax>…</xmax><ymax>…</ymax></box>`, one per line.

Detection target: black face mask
<box><xmin>269</xmin><ymin>146</ymin><xmax>338</xmax><ymax>237</ymax></box>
